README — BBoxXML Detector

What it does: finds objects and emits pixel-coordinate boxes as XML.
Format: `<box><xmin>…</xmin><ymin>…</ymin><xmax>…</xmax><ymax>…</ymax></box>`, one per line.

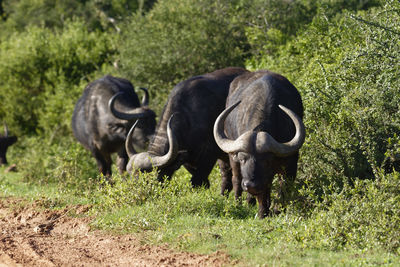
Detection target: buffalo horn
<box><xmin>255</xmin><ymin>105</ymin><xmax>305</xmax><ymax>156</ymax></box>
<box><xmin>125</xmin><ymin>120</ymin><xmax>139</xmax><ymax>158</ymax></box>
<box><xmin>214</xmin><ymin>102</ymin><xmax>305</xmax><ymax>156</ymax></box>
<box><xmin>140</xmin><ymin>87</ymin><xmax>149</xmax><ymax>106</ymax></box>
<box><xmin>130</xmin><ymin>114</ymin><xmax>178</xmax><ymax>169</ymax></box>
<box><xmin>214</xmin><ymin>101</ymin><xmax>255</xmax><ymax>153</ymax></box>
<box><xmin>109</xmin><ymin>91</ymin><xmax>150</xmax><ymax>120</ymax></box>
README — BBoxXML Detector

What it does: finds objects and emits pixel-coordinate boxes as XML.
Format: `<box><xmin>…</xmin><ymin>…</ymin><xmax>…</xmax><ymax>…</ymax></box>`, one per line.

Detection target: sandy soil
<box><xmin>0</xmin><ymin>197</ymin><xmax>233</xmax><ymax>266</ymax></box>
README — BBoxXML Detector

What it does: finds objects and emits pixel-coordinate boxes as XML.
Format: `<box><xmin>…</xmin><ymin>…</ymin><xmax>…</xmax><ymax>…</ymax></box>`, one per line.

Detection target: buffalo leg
<box><xmin>92</xmin><ymin>148</ymin><xmax>112</xmax><ymax>177</ymax></box>
<box><xmin>185</xmin><ymin>157</ymin><xmax>217</xmax><ymax>188</ymax></box>
<box><xmin>157</xmin><ymin>167</ymin><xmax>176</xmax><ymax>182</ymax></box>
<box><xmin>0</xmin><ymin>152</ymin><xmax>7</xmax><ymax>165</ymax></box>
<box><xmin>218</xmin><ymin>158</ymin><xmax>232</xmax><ymax>195</ymax></box>
<box><xmin>116</xmin><ymin>148</ymin><xmax>129</xmax><ymax>174</ymax></box>
<box><xmin>256</xmin><ymin>192</ymin><xmax>270</xmax><ymax>219</ymax></box>
<box><xmin>256</xmin><ymin>178</ymin><xmax>273</xmax><ymax>219</ymax></box>
<box><xmin>230</xmin><ymin>156</ymin><xmax>243</xmax><ymax>200</ymax></box>
<box><xmin>246</xmin><ymin>193</ymin><xmax>256</xmax><ymax>206</ymax></box>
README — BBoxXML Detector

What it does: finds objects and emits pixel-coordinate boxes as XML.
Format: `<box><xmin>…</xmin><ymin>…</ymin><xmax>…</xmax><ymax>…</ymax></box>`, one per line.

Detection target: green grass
<box><xmin>0</xmin><ymin>165</ymin><xmax>91</xmax><ymax>208</ymax></box>
<box><xmin>2</xmin><ymin>165</ymin><xmax>399</xmax><ymax>266</ymax></box>
<box><xmin>0</xmin><ymin>167</ymin><xmax>57</xmax><ymax>198</ymax></box>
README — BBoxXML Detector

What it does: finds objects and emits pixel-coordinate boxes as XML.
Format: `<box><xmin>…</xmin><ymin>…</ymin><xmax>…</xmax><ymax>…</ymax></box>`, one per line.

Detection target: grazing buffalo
<box><xmin>72</xmin><ymin>75</ymin><xmax>156</xmax><ymax>176</ymax></box>
<box><xmin>0</xmin><ymin>122</ymin><xmax>17</xmax><ymax>166</ymax></box>
<box><xmin>213</xmin><ymin>70</ymin><xmax>305</xmax><ymax>218</ymax></box>
<box><xmin>126</xmin><ymin>67</ymin><xmax>248</xmax><ymax>187</ymax></box>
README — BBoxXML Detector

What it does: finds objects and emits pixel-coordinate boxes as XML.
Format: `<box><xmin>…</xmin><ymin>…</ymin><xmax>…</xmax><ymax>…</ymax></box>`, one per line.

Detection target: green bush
<box><xmin>117</xmin><ymin>0</ymin><xmax>248</xmax><ymax>109</ymax></box>
<box><xmin>244</xmin><ymin>0</ymin><xmax>380</xmax><ymax>67</ymax></box>
<box><xmin>94</xmin><ymin>167</ymin><xmax>254</xmax><ymax>218</ymax></box>
<box><xmin>296</xmin><ymin>172</ymin><xmax>400</xmax><ymax>253</ymax></box>
<box><xmin>0</xmin><ymin>0</ymin><xmax>156</xmax><ymax>37</ymax></box>
<box><xmin>247</xmin><ymin>0</ymin><xmax>400</xmax><ymax>197</ymax></box>
<box><xmin>91</xmin><ymin>167</ymin><xmax>257</xmax><ymax>233</ymax></box>
<box><xmin>13</xmin><ymin>135</ymin><xmax>98</xmax><ymax>188</ymax></box>
<box><xmin>0</xmin><ymin>20</ymin><xmax>115</xmax><ymax>136</ymax></box>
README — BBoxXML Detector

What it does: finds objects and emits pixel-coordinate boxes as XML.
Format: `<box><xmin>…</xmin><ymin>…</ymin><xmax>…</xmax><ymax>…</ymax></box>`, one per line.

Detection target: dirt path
<box><xmin>0</xmin><ymin>197</ymin><xmax>233</xmax><ymax>266</ymax></box>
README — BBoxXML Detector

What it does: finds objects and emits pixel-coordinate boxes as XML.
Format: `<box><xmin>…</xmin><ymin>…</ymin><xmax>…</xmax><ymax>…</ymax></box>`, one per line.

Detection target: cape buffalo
<box><xmin>0</xmin><ymin>122</ymin><xmax>17</xmax><ymax>166</ymax></box>
<box><xmin>125</xmin><ymin>67</ymin><xmax>248</xmax><ymax>187</ymax></box>
<box><xmin>213</xmin><ymin>70</ymin><xmax>305</xmax><ymax>218</ymax></box>
<box><xmin>72</xmin><ymin>75</ymin><xmax>156</xmax><ymax>176</ymax></box>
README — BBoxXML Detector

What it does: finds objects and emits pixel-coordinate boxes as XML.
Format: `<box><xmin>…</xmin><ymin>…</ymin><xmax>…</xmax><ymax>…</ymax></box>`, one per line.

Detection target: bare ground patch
<box><xmin>0</xmin><ymin>197</ymin><xmax>233</xmax><ymax>266</ymax></box>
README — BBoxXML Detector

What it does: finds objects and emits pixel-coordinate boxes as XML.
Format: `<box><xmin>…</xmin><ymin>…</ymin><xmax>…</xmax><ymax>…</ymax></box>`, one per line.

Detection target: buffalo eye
<box><xmin>237</xmin><ymin>152</ymin><xmax>249</xmax><ymax>164</ymax></box>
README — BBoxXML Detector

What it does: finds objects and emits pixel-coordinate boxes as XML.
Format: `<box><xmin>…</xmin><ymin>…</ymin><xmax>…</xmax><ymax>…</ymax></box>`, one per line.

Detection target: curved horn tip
<box><xmin>257</xmin><ymin>104</ymin><xmax>305</xmax><ymax>156</ymax></box>
<box><xmin>125</xmin><ymin>119</ymin><xmax>139</xmax><ymax>158</ymax></box>
<box><xmin>108</xmin><ymin>91</ymin><xmax>124</xmax><ymax>108</ymax></box>
<box><xmin>231</xmin><ymin>100</ymin><xmax>241</xmax><ymax>109</ymax></box>
<box><xmin>213</xmin><ymin>100</ymin><xmax>244</xmax><ymax>153</ymax></box>
<box><xmin>278</xmin><ymin>104</ymin><xmax>289</xmax><ymax>112</ymax></box>
<box><xmin>131</xmin><ymin>114</ymin><xmax>178</xmax><ymax>169</ymax></box>
<box><xmin>166</xmin><ymin>114</ymin><xmax>177</xmax><ymax>147</ymax></box>
<box><xmin>109</xmin><ymin>91</ymin><xmax>150</xmax><ymax>121</ymax></box>
<box><xmin>139</xmin><ymin>87</ymin><xmax>149</xmax><ymax>106</ymax></box>
<box><xmin>168</xmin><ymin>113</ymin><xmax>176</xmax><ymax>123</ymax></box>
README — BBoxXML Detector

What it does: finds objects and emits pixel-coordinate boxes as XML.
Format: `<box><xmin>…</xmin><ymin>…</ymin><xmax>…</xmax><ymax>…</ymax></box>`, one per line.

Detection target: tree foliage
<box><xmin>247</xmin><ymin>0</ymin><xmax>400</xmax><ymax>194</ymax></box>
<box><xmin>0</xmin><ymin>0</ymin><xmax>156</xmax><ymax>39</ymax></box>
<box><xmin>0</xmin><ymin>20</ymin><xmax>115</xmax><ymax>136</ymax></box>
<box><xmin>117</xmin><ymin>0</ymin><xmax>248</xmax><ymax>106</ymax></box>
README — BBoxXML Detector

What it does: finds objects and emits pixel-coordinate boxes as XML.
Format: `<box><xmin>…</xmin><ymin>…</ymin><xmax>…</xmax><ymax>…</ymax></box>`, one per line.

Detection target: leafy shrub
<box><xmin>0</xmin><ymin>20</ymin><xmax>115</xmax><ymax>136</ymax></box>
<box><xmin>14</xmin><ymin>135</ymin><xmax>98</xmax><ymax>187</ymax></box>
<box><xmin>242</xmin><ymin>1</ymin><xmax>400</xmax><ymax>255</ymax></box>
<box><xmin>0</xmin><ymin>0</ymin><xmax>156</xmax><ymax>37</ymax></box>
<box><xmin>244</xmin><ymin>0</ymin><xmax>380</xmax><ymax>67</ymax></box>
<box><xmin>295</xmin><ymin>172</ymin><xmax>400</xmax><ymax>253</ymax></box>
<box><xmin>94</xmin><ymin>167</ymin><xmax>255</xmax><ymax>218</ymax></box>
<box><xmin>117</xmin><ymin>0</ymin><xmax>248</xmax><ymax>109</ymax></box>
<box><xmin>93</xmin><ymin>169</ymin><xmax>166</xmax><ymax>211</ymax></box>
<box><xmin>247</xmin><ymin>0</ymin><xmax>400</xmax><ymax>197</ymax></box>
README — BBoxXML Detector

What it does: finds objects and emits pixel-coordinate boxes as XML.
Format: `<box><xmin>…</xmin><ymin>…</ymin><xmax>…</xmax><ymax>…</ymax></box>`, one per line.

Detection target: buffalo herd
<box><xmin>3</xmin><ymin>68</ymin><xmax>305</xmax><ymax>218</ymax></box>
<box><xmin>73</xmin><ymin>68</ymin><xmax>305</xmax><ymax>218</ymax></box>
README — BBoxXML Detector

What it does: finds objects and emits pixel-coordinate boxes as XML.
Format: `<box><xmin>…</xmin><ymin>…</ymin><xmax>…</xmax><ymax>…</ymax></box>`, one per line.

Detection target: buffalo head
<box><xmin>109</xmin><ymin>87</ymin><xmax>156</xmax><ymax>151</ymax></box>
<box><xmin>125</xmin><ymin>114</ymin><xmax>178</xmax><ymax>174</ymax></box>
